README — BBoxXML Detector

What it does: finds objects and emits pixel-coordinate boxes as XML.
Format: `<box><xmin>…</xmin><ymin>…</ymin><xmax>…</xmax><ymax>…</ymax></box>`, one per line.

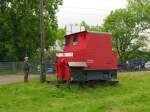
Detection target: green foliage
<box><xmin>102</xmin><ymin>0</ymin><xmax>150</xmax><ymax>62</ymax></box>
<box><xmin>128</xmin><ymin>50</ymin><xmax>150</xmax><ymax>61</ymax></box>
<box><xmin>55</xmin><ymin>28</ymin><xmax>65</xmax><ymax>48</ymax></box>
<box><xmin>0</xmin><ymin>0</ymin><xmax>63</xmax><ymax>61</ymax></box>
<box><xmin>128</xmin><ymin>0</ymin><xmax>150</xmax><ymax>28</ymax></box>
<box><xmin>80</xmin><ymin>21</ymin><xmax>101</xmax><ymax>32</ymax></box>
<box><xmin>0</xmin><ymin>71</ymin><xmax>150</xmax><ymax>112</ymax></box>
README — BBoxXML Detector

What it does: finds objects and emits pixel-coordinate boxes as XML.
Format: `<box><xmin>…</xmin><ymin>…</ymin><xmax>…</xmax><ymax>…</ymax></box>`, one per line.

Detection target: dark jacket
<box><xmin>23</xmin><ymin>61</ymin><xmax>30</xmax><ymax>71</ymax></box>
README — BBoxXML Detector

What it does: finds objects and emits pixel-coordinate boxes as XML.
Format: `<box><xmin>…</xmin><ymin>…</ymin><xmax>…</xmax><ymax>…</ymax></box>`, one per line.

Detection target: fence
<box><xmin>1</xmin><ymin>61</ymin><xmax>149</xmax><ymax>74</ymax></box>
<box><xmin>0</xmin><ymin>61</ymin><xmax>55</xmax><ymax>75</ymax></box>
<box><xmin>0</xmin><ymin>62</ymin><xmax>22</xmax><ymax>73</ymax></box>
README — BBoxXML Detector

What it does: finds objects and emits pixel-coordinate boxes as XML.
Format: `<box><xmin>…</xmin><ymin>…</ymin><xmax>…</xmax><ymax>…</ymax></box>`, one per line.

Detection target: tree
<box><xmin>80</xmin><ymin>21</ymin><xmax>101</xmax><ymax>32</ymax></box>
<box><xmin>128</xmin><ymin>0</ymin><xmax>150</xmax><ymax>28</ymax></box>
<box><xmin>102</xmin><ymin>0</ymin><xmax>150</xmax><ymax>62</ymax></box>
<box><xmin>0</xmin><ymin>0</ymin><xmax>63</xmax><ymax>61</ymax></box>
<box><xmin>128</xmin><ymin>0</ymin><xmax>150</xmax><ymax>43</ymax></box>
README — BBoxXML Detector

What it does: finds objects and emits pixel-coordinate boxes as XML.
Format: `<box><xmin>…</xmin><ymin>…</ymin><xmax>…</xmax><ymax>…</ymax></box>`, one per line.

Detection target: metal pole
<box><xmin>70</xmin><ymin>24</ymin><xmax>73</xmax><ymax>33</ymax></box>
<box><xmin>40</xmin><ymin>0</ymin><xmax>46</xmax><ymax>82</ymax></box>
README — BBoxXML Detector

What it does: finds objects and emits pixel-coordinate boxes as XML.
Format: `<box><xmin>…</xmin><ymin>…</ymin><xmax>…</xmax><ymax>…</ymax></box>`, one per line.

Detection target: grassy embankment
<box><xmin>0</xmin><ymin>71</ymin><xmax>150</xmax><ymax>112</ymax></box>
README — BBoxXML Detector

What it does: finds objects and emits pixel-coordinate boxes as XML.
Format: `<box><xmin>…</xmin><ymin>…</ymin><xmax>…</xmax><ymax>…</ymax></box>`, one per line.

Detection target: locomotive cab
<box><xmin>56</xmin><ymin>31</ymin><xmax>118</xmax><ymax>82</ymax></box>
<box><xmin>64</xmin><ymin>32</ymin><xmax>87</xmax><ymax>51</ymax></box>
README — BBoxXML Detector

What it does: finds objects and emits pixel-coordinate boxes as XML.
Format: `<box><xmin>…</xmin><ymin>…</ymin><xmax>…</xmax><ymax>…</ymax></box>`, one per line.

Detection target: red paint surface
<box><xmin>56</xmin><ymin>31</ymin><xmax>118</xmax><ymax>81</ymax></box>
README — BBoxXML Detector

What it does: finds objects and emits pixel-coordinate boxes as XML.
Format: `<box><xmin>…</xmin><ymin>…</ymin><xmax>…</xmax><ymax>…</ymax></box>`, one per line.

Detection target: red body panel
<box><xmin>56</xmin><ymin>31</ymin><xmax>117</xmax><ymax>80</ymax></box>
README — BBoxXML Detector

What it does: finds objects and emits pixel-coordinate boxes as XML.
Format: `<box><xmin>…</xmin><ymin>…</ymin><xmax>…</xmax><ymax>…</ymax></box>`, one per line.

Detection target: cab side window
<box><xmin>73</xmin><ymin>36</ymin><xmax>78</xmax><ymax>46</ymax></box>
<box><xmin>65</xmin><ymin>37</ymin><xmax>70</xmax><ymax>46</ymax></box>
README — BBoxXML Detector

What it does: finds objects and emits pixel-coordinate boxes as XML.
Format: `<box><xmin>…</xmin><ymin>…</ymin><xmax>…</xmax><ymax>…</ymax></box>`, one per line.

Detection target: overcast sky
<box><xmin>57</xmin><ymin>0</ymin><xmax>128</xmax><ymax>28</ymax></box>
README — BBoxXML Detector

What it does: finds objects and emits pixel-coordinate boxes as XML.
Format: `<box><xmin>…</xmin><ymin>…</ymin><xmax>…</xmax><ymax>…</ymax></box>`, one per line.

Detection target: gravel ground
<box><xmin>0</xmin><ymin>75</ymin><xmax>39</xmax><ymax>85</ymax></box>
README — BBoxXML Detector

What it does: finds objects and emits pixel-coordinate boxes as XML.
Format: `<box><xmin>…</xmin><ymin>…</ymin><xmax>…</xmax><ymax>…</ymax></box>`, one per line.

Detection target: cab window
<box><xmin>65</xmin><ymin>37</ymin><xmax>70</xmax><ymax>46</ymax></box>
<box><xmin>73</xmin><ymin>36</ymin><xmax>78</xmax><ymax>45</ymax></box>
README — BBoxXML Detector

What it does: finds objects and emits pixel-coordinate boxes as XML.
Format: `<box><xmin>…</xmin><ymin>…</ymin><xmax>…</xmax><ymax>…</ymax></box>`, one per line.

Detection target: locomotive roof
<box><xmin>65</xmin><ymin>31</ymin><xmax>112</xmax><ymax>37</ymax></box>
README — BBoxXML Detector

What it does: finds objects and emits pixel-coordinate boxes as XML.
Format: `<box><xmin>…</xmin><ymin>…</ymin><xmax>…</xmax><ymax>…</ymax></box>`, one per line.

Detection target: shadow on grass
<box><xmin>46</xmin><ymin>80</ymin><xmax>120</xmax><ymax>90</ymax></box>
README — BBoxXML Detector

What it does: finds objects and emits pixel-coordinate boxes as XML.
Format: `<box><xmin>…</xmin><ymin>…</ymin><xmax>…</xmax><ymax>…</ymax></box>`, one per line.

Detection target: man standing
<box><xmin>23</xmin><ymin>57</ymin><xmax>30</xmax><ymax>82</ymax></box>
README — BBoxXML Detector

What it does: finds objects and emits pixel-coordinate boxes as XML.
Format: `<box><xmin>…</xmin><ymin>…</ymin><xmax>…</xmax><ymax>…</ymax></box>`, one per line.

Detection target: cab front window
<box><xmin>65</xmin><ymin>37</ymin><xmax>70</xmax><ymax>46</ymax></box>
<box><xmin>73</xmin><ymin>36</ymin><xmax>78</xmax><ymax>45</ymax></box>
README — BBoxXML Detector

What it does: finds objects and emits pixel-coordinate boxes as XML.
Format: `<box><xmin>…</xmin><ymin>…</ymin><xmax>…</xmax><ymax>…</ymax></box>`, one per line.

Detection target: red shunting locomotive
<box><xmin>56</xmin><ymin>31</ymin><xmax>118</xmax><ymax>82</ymax></box>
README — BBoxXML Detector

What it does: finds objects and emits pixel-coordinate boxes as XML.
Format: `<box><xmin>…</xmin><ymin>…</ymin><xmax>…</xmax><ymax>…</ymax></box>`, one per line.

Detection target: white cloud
<box><xmin>57</xmin><ymin>0</ymin><xmax>127</xmax><ymax>27</ymax></box>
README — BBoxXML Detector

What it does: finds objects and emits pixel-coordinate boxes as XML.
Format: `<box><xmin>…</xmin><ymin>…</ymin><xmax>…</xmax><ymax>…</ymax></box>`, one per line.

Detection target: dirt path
<box><xmin>0</xmin><ymin>75</ymin><xmax>39</xmax><ymax>85</ymax></box>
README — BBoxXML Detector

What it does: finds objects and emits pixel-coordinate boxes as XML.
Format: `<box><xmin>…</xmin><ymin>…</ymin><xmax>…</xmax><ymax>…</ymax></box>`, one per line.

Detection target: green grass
<box><xmin>0</xmin><ymin>71</ymin><xmax>150</xmax><ymax>112</ymax></box>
